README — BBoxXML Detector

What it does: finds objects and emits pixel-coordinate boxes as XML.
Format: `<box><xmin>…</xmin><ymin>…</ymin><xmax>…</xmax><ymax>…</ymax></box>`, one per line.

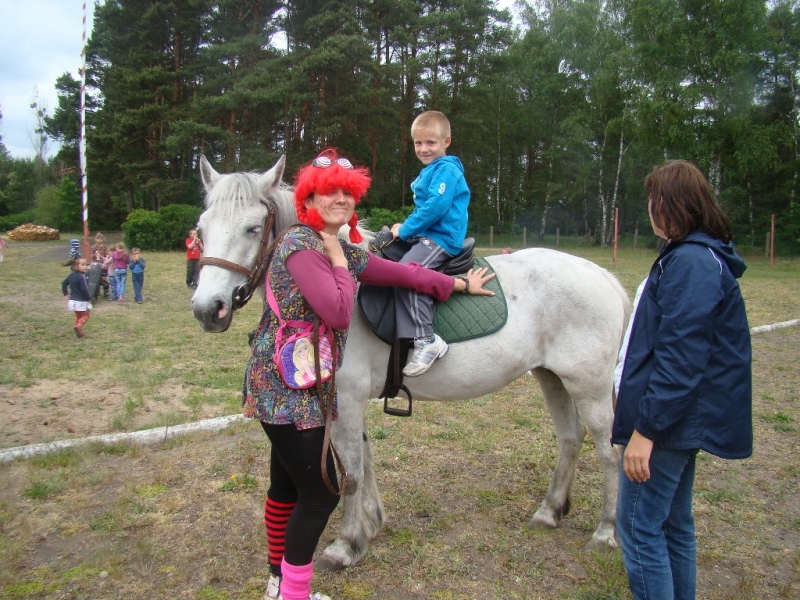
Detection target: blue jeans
<box><xmin>616</xmin><ymin>446</ymin><xmax>698</xmax><ymax>600</ymax></box>
<box><xmin>114</xmin><ymin>268</ymin><xmax>127</xmax><ymax>299</ymax></box>
<box><xmin>131</xmin><ymin>272</ymin><xmax>144</xmax><ymax>302</ymax></box>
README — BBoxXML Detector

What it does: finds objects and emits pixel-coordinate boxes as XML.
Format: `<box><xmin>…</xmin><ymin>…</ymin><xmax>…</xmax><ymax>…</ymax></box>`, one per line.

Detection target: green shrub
<box><xmin>364</xmin><ymin>206</ymin><xmax>413</xmax><ymax>232</ymax></box>
<box><xmin>0</xmin><ymin>209</ymin><xmax>37</xmax><ymax>232</ymax></box>
<box><xmin>33</xmin><ymin>185</ymin><xmax>62</xmax><ymax>228</ymax></box>
<box><xmin>158</xmin><ymin>204</ymin><xmax>203</xmax><ymax>249</ymax></box>
<box><xmin>123</xmin><ymin>209</ymin><xmax>164</xmax><ymax>250</ymax></box>
<box><xmin>122</xmin><ymin>204</ymin><xmax>202</xmax><ymax>251</ymax></box>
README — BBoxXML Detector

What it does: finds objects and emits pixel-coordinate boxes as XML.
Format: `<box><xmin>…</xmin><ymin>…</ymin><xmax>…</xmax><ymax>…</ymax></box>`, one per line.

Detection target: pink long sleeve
<box><xmin>357</xmin><ymin>254</ymin><xmax>455</xmax><ymax>302</ymax></box>
<box><xmin>286</xmin><ymin>250</ymin><xmax>358</xmax><ymax>330</ymax></box>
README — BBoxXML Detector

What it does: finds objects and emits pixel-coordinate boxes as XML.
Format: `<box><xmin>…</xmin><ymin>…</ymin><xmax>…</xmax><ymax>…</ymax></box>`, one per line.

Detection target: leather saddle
<box><xmin>359</xmin><ymin>231</ymin><xmax>476</xmax><ymax>417</ymax></box>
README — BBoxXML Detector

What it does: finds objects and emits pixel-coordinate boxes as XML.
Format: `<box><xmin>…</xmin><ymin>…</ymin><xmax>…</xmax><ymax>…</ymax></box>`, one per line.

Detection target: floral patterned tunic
<box><xmin>242</xmin><ymin>225</ymin><xmax>369</xmax><ymax>429</ymax></box>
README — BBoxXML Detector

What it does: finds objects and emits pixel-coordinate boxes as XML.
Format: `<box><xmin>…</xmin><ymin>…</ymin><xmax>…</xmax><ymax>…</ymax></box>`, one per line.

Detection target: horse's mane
<box><xmin>204</xmin><ymin>170</ymin><xmax>298</xmax><ymax>234</ymax></box>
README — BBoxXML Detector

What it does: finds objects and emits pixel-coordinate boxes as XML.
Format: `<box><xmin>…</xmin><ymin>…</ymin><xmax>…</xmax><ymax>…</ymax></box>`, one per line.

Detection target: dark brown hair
<box><xmin>645</xmin><ymin>160</ymin><xmax>732</xmax><ymax>243</ymax></box>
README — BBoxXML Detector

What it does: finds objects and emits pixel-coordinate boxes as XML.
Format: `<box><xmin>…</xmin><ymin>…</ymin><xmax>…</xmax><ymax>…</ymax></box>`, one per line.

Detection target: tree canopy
<box><xmin>3</xmin><ymin>0</ymin><xmax>800</xmax><ymax>253</ymax></box>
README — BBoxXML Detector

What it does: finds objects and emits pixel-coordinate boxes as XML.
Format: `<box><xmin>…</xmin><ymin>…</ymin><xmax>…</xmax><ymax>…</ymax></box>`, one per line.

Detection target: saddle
<box><xmin>359</xmin><ymin>232</ymin><xmax>507</xmax><ymax>417</ymax></box>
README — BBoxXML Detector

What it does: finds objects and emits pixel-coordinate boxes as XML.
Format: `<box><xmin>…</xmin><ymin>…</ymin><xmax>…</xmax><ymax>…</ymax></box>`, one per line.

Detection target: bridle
<box><xmin>198</xmin><ymin>211</ymin><xmax>277</xmax><ymax>311</ymax></box>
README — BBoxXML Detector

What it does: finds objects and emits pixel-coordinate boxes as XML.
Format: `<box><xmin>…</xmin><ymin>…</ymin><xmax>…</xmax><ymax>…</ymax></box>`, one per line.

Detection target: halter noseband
<box><xmin>198</xmin><ymin>211</ymin><xmax>277</xmax><ymax>311</ymax></box>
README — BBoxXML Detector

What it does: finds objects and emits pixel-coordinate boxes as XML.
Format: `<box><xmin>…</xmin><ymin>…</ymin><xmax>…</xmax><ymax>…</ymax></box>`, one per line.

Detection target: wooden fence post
<box><xmin>490</xmin><ymin>226</ymin><xmax>493</xmax><ymax>248</ymax></box>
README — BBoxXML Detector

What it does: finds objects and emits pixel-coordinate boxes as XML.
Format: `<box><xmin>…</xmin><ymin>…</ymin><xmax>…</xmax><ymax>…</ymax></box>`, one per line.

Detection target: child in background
<box><xmin>0</xmin><ymin>237</ymin><xmax>9</xmax><ymax>262</ymax></box>
<box><xmin>92</xmin><ymin>232</ymin><xmax>107</xmax><ymax>262</ymax></box>
<box><xmin>129</xmin><ymin>247</ymin><xmax>146</xmax><ymax>303</ymax></box>
<box><xmin>62</xmin><ymin>257</ymin><xmax>93</xmax><ymax>338</ymax></box>
<box><xmin>390</xmin><ymin>110</ymin><xmax>471</xmax><ymax>376</ymax></box>
<box><xmin>112</xmin><ymin>242</ymin><xmax>130</xmax><ymax>301</ymax></box>
<box><xmin>68</xmin><ymin>238</ymin><xmax>82</xmax><ymax>259</ymax></box>
<box><xmin>185</xmin><ymin>229</ymin><xmax>204</xmax><ymax>288</ymax></box>
<box><xmin>102</xmin><ymin>248</ymin><xmax>115</xmax><ymax>300</ymax></box>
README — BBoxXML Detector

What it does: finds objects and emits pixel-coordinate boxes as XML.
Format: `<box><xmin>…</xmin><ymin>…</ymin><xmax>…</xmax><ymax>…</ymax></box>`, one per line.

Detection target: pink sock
<box><xmin>279</xmin><ymin>558</ymin><xmax>313</xmax><ymax>600</ymax></box>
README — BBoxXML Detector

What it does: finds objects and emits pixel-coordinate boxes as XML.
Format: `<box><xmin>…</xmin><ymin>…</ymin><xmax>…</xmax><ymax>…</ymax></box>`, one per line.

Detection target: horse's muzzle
<box><xmin>191</xmin><ymin>289</ymin><xmax>235</xmax><ymax>333</ymax></box>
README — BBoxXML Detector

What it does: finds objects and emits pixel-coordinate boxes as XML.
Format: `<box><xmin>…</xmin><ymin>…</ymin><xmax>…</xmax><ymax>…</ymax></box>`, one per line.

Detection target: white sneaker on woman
<box><xmin>263</xmin><ymin>574</ymin><xmax>281</xmax><ymax>599</ymax></box>
<box><xmin>266</xmin><ymin>576</ymin><xmax>331</xmax><ymax>600</ymax></box>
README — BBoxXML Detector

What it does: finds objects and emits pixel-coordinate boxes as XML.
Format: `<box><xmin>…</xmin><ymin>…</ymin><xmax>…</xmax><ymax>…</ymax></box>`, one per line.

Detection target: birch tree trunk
<box><xmin>608</xmin><ymin>124</ymin><xmax>624</xmax><ymax>246</ymax></box>
<box><xmin>597</xmin><ymin>134</ymin><xmax>608</xmax><ymax>247</ymax></box>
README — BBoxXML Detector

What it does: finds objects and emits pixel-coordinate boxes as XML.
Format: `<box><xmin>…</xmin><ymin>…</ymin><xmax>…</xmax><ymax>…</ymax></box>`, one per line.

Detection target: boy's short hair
<box><xmin>132</xmin><ymin>247</ymin><xmax>141</xmax><ymax>253</ymax></box>
<box><xmin>411</xmin><ymin>111</ymin><xmax>451</xmax><ymax>140</ymax></box>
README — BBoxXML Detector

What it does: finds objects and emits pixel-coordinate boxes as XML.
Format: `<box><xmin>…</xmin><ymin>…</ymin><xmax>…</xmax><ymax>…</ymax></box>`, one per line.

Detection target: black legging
<box><xmin>260</xmin><ymin>422</ymin><xmax>340</xmax><ymax>566</ymax></box>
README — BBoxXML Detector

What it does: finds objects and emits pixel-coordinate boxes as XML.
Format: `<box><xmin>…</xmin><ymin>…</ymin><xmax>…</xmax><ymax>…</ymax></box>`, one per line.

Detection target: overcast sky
<box><xmin>1</xmin><ymin>0</ymin><xmax>519</xmax><ymax>161</ymax></box>
<box><xmin>0</xmin><ymin>1</ymin><xmax>97</xmax><ymax>159</ymax></box>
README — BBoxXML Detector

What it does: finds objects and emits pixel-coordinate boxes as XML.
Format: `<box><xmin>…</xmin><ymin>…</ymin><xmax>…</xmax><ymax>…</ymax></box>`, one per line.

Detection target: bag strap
<box><xmin>314</xmin><ymin>316</ymin><xmax>347</xmax><ymax>496</ymax></box>
<box><xmin>268</xmin><ymin>274</ymin><xmax>346</xmax><ymax>496</ymax></box>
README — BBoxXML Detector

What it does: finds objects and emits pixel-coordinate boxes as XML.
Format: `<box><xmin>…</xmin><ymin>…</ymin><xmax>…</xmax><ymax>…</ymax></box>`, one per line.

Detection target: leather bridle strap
<box><xmin>315</xmin><ymin>318</ymin><xmax>347</xmax><ymax>496</ymax></box>
<box><xmin>198</xmin><ymin>211</ymin><xmax>276</xmax><ymax>310</ymax></box>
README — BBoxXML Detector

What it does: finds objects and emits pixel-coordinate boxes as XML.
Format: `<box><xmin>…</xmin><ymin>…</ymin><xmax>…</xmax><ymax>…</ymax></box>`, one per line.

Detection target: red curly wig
<box><xmin>293</xmin><ymin>149</ymin><xmax>371</xmax><ymax>243</ymax></box>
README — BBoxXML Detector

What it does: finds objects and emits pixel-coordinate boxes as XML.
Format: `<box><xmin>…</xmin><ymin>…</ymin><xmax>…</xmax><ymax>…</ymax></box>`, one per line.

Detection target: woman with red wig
<box><xmin>245</xmin><ymin>149</ymin><xmax>495</xmax><ymax>600</ymax></box>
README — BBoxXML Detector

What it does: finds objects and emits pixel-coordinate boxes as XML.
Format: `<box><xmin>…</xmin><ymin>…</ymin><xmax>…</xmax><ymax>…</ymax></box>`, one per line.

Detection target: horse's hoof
<box><xmin>527</xmin><ymin>508</ymin><xmax>558</xmax><ymax>530</ymax></box>
<box><xmin>584</xmin><ymin>534</ymin><xmax>618</xmax><ymax>552</ymax></box>
<box><xmin>314</xmin><ymin>556</ymin><xmax>346</xmax><ymax>573</ymax></box>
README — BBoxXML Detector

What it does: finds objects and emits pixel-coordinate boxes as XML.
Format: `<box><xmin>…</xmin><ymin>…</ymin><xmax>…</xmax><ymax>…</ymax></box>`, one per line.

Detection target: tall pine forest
<box><xmin>3</xmin><ymin>0</ymin><xmax>800</xmax><ymax>253</ymax></box>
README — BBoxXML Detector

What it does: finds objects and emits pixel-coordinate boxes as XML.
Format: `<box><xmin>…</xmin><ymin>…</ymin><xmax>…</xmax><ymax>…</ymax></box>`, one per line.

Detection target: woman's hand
<box><xmin>457</xmin><ymin>267</ymin><xmax>496</xmax><ymax>296</ymax></box>
<box><xmin>623</xmin><ymin>429</ymin><xmax>654</xmax><ymax>483</ymax></box>
<box><xmin>319</xmin><ymin>231</ymin><xmax>348</xmax><ymax>269</ymax></box>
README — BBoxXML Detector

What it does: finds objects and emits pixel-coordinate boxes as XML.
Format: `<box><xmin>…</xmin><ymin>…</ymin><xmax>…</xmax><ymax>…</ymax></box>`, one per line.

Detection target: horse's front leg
<box><xmin>316</xmin><ymin>395</ymin><xmax>385</xmax><ymax>572</ymax></box>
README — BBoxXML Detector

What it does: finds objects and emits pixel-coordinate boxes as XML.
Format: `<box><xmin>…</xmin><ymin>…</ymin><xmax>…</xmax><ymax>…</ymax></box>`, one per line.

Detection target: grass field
<box><xmin>0</xmin><ymin>236</ymin><xmax>798</xmax><ymax>599</ymax></box>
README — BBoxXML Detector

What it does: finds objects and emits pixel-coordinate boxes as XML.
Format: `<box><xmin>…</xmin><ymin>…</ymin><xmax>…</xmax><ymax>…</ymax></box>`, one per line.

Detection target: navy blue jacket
<box><xmin>612</xmin><ymin>232</ymin><xmax>752</xmax><ymax>459</ymax></box>
<box><xmin>62</xmin><ymin>271</ymin><xmax>92</xmax><ymax>302</ymax></box>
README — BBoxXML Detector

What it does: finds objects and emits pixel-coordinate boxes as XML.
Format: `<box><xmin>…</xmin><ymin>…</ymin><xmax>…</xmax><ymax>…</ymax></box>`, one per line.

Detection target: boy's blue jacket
<box><xmin>129</xmin><ymin>257</ymin><xmax>146</xmax><ymax>274</ymax></box>
<box><xmin>612</xmin><ymin>231</ymin><xmax>752</xmax><ymax>459</ymax></box>
<box><xmin>398</xmin><ymin>155</ymin><xmax>469</xmax><ymax>256</ymax></box>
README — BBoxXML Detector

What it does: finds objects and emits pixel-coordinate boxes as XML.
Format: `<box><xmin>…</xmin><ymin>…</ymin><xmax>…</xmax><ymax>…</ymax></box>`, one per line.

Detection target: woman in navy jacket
<box><xmin>613</xmin><ymin>160</ymin><xmax>752</xmax><ymax>600</ymax></box>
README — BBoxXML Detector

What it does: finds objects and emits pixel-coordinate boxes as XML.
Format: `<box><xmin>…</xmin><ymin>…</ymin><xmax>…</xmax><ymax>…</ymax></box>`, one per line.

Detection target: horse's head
<box><xmin>191</xmin><ymin>155</ymin><xmax>296</xmax><ymax>332</ymax></box>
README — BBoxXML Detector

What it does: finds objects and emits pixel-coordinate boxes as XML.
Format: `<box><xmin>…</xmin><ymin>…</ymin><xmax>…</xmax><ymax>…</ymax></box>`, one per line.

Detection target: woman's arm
<box><xmin>357</xmin><ymin>253</ymin><xmax>495</xmax><ymax>301</ymax></box>
<box><xmin>286</xmin><ymin>250</ymin><xmax>358</xmax><ymax>330</ymax></box>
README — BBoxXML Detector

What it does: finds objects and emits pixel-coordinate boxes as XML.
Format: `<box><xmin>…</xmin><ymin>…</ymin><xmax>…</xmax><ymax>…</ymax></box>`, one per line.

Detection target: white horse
<box><xmin>191</xmin><ymin>156</ymin><xmax>631</xmax><ymax>571</ymax></box>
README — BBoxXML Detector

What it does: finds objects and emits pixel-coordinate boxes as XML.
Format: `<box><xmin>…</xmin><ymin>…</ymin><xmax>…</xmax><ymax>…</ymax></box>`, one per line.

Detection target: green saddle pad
<box><xmin>433</xmin><ymin>257</ymin><xmax>507</xmax><ymax>343</ymax></box>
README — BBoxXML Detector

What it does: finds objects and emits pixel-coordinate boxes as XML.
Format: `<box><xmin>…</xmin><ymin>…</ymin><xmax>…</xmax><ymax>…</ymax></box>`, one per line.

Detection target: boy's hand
<box><xmin>390</xmin><ymin>223</ymin><xmax>402</xmax><ymax>239</ymax></box>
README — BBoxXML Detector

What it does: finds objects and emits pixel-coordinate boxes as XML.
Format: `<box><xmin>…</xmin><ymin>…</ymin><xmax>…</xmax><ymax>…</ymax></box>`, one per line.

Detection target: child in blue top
<box><xmin>129</xmin><ymin>247</ymin><xmax>147</xmax><ymax>303</ymax></box>
<box><xmin>390</xmin><ymin>110</ymin><xmax>470</xmax><ymax>376</ymax></box>
<box><xmin>612</xmin><ymin>160</ymin><xmax>752</xmax><ymax>600</ymax></box>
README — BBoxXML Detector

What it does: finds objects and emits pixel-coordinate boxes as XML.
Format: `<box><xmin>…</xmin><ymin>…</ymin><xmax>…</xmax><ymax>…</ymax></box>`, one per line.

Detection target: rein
<box><xmin>198</xmin><ymin>211</ymin><xmax>276</xmax><ymax>310</ymax></box>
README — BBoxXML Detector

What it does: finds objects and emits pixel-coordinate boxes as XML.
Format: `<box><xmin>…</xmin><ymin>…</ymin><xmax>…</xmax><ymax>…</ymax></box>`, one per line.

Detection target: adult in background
<box><xmin>185</xmin><ymin>228</ymin><xmax>204</xmax><ymax>289</ymax></box>
<box><xmin>612</xmin><ymin>159</ymin><xmax>752</xmax><ymax>600</ymax></box>
<box><xmin>248</xmin><ymin>149</ymin><xmax>495</xmax><ymax>600</ymax></box>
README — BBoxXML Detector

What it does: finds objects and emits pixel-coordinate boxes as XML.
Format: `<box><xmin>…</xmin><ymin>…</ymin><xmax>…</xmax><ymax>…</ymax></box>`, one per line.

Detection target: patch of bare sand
<box><xmin>0</xmin><ymin>379</ymin><xmax>200</xmax><ymax>449</ymax></box>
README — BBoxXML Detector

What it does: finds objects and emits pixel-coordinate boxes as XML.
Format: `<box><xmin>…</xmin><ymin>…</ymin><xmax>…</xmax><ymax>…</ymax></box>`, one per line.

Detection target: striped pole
<box><xmin>79</xmin><ymin>0</ymin><xmax>90</xmax><ymax>260</ymax></box>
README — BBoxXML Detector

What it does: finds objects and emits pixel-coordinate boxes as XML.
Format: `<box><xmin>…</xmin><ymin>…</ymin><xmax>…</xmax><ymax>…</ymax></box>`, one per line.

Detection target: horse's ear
<box><xmin>199</xmin><ymin>155</ymin><xmax>221</xmax><ymax>191</ymax></box>
<box><xmin>258</xmin><ymin>155</ymin><xmax>286</xmax><ymax>194</ymax></box>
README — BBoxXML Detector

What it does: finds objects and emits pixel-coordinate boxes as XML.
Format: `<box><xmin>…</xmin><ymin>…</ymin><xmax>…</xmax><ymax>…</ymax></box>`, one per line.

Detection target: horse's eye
<box><xmin>247</xmin><ymin>226</ymin><xmax>262</xmax><ymax>235</ymax></box>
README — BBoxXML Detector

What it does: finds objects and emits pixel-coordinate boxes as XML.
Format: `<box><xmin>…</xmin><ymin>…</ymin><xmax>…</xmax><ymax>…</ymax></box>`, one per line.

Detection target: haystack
<box><xmin>6</xmin><ymin>224</ymin><xmax>61</xmax><ymax>241</ymax></box>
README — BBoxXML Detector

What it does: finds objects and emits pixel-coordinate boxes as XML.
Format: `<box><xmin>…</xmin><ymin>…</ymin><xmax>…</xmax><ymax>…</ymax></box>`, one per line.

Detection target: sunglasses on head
<box><xmin>312</xmin><ymin>155</ymin><xmax>353</xmax><ymax>169</ymax></box>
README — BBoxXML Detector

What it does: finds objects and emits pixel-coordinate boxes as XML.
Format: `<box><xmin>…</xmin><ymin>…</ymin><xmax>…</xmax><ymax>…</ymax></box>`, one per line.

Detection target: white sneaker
<box><xmin>263</xmin><ymin>574</ymin><xmax>281</xmax><ymax>599</ymax></box>
<box><xmin>402</xmin><ymin>334</ymin><xmax>449</xmax><ymax>377</ymax></box>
